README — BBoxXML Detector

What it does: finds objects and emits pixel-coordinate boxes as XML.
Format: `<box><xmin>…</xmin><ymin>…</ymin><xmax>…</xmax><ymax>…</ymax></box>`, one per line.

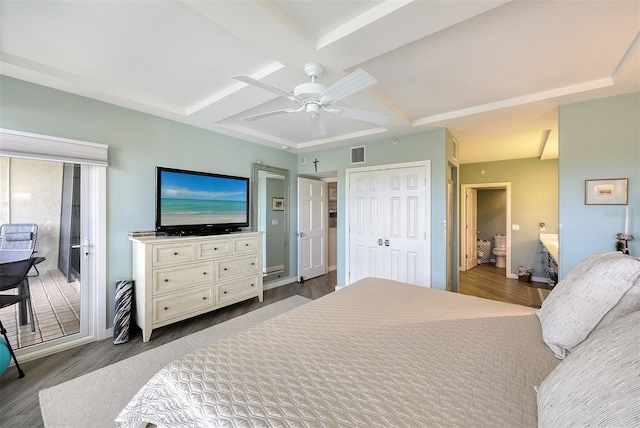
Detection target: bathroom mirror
<box><xmin>252</xmin><ymin>163</ymin><xmax>290</xmax><ymax>284</ymax></box>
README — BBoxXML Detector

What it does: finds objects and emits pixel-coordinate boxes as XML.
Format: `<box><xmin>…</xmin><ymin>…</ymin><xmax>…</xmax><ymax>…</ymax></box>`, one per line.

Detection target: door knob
<box><xmin>299</xmin><ymin>232</ymin><xmax>305</xmax><ymax>237</ymax></box>
<box><xmin>378</xmin><ymin>239</ymin><xmax>383</xmax><ymax>246</ymax></box>
<box><xmin>385</xmin><ymin>240</ymin><xmax>390</xmax><ymax>247</ymax></box>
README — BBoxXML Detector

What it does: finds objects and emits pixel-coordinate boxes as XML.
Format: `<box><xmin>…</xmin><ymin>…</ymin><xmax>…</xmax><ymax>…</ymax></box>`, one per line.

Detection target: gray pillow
<box><xmin>536</xmin><ymin>252</ymin><xmax>640</xmax><ymax>358</ymax></box>
<box><xmin>537</xmin><ymin>310</ymin><xmax>640</xmax><ymax>427</ymax></box>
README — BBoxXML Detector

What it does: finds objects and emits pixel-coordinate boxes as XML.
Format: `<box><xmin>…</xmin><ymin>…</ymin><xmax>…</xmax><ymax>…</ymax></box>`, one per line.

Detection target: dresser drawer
<box><xmin>217</xmin><ymin>275</ymin><xmax>261</xmax><ymax>304</ymax></box>
<box><xmin>198</xmin><ymin>238</ymin><xmax>231</xmax><ymax>259</ymax></box>
<box><xmin>152</xmin><ymin>242</ymin><xmax>196</xmax><ymax>267</ymax></box>
<box><xmin>216</xmin><ymin>255</ymin><xmax>259</xmax><ymax>281</ymax></box>
<box><xmin>153</xmin><ymin>286</ymin><xmax>214</xmax><ymax>325</ymax></box>
<box><xmin>233</xmin><ymin>236</ymin><xmax>260</xmax><ymax>254</ymax></box>
<box><xmin>152</xmin><ymin>262</ymin><xmax>213</xmax><ymax>295</ymax></box>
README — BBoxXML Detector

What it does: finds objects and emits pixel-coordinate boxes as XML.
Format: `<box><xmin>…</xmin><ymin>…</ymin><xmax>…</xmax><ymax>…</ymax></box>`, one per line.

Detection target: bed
<box><xmin>116</xmin><ymin>252</ymin><xmax>640</xmax><ymax>428</ymax></box>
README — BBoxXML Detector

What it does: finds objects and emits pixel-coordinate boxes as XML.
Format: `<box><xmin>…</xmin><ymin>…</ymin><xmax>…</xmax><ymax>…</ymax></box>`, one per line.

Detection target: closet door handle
<box><xmin>378</xmin><ymin>239</ymin><xmax>383</xmax><ymax>246</ymax></box>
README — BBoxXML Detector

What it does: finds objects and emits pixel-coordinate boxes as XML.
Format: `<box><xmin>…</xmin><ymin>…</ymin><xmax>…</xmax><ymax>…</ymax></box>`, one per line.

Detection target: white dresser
<box><xmin>129</xmin><ymin>231</ymin><xmax>263</xmax><ymax>342</ymax></box>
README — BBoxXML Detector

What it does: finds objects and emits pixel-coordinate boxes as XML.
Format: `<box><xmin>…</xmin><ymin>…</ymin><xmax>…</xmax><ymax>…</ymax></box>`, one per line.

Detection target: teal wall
<box><xmin>558</xmin><ymin>92</ymin><xmax>640</xmax><ymax>276</ymax></box>
<box><xmin>477</xmin><ymin>189</ymin><xmax>507</xmax><ymax>243</ymax></box>
<box><xmin>460</xmin><ymin>158</ymin><xmax>559</xmax><ymax>276</ymax></box>
<box><xmin>297</xmin><ymin>128</ymin><xmax>458</xmax><ymax>290</ymax></box>
<box><xmin>0</xmin><ymin>76</ymin><xmax>298</xmax><ymax>327</ymax></box>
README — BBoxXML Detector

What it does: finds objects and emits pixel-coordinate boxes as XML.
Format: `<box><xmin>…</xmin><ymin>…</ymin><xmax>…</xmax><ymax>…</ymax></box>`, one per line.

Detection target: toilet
<box><xmin>493</xmin><ymin>234</ymin><xmax>507</xmax><ymax>268</ymax></box>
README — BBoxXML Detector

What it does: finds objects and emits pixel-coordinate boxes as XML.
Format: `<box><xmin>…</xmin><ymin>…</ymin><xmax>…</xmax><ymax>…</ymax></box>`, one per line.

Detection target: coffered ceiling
<box><xmin>1</xmin><ymin>1</ymin><xmax>638</xmax><ymax>163</ymax></box>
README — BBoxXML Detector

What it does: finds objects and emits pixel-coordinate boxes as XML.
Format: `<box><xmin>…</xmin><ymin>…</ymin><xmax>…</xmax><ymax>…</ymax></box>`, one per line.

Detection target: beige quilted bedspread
<box><xmin>116</xmin><ymin>277</ymin><xmax>559</xmax><ymax>427</ymax></box>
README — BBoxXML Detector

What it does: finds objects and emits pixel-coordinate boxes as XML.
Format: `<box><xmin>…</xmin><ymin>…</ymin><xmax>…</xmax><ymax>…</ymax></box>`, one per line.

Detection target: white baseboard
<box><xmin>265</xmin><ymin>264</ymin><xmax>285</xmax><ymax>275</ymax></box>
<box><xmin>531</xmin><ymin>275</ymin><xmax>551</xmax><ymax>284</ymax></box>
<box><xmin>103</xmin><ymin>327</ymin><xmax>113</xmax><ymax>340</ymax></box>
<box><xmin>13</xmin><ymin>335</ymin><xmax>97</xmax><ymax>364</ymax></box>
<box><xmin>328</xmin><ymin>265</ymin><xmax>337</xmax><ymax>272</ymax></box>
<box><xmin>508</xmin><ymin>272</ymin><xmax>550</xmax><ymax>284</ymax></box>
<box><xmin>263</xmin><ymin>276</ymin><xmax>297</xmax><ymax>290</ymax></box>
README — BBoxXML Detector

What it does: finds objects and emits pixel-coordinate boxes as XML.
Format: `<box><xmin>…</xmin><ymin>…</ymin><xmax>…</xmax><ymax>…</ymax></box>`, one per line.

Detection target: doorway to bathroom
<box><xmin>460</xmin><ymin>182</ymin><xmax>511</xmax><ymax>277</ymax></box>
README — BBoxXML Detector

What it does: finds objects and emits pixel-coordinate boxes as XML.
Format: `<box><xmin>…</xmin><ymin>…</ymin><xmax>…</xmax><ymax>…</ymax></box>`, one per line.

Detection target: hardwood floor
<box><xmin>459</xmin><ymin>262</ymin><xmax>551</xmax><ymax>308</ymax></box>
<box><xmin>0</xmin><ymin>272</ymin><xmax>336</xmax><ymax>428</ymax></box>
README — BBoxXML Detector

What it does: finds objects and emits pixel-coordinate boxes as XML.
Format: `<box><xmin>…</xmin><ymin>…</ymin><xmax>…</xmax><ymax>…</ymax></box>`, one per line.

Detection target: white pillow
<box><xmin>536</xmin><ymin>252</ymin><xmax>640</xmax><ymax>358</ymax></box>
<box><xmin>537</xmin><ymin>310</ymin><xmax>640</xmax><ymax>427</ymax></box>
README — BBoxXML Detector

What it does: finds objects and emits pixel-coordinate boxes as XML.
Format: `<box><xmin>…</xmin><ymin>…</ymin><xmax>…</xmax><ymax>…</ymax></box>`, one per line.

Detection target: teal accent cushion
<box><xmin>0</xmin><ymin>337</ymin><xmax>11</xmax><ymax>376</ymax></box>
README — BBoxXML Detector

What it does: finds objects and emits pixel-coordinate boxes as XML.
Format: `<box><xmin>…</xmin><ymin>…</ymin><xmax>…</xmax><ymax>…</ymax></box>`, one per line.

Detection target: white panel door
<box><xmin>465</xmin><ymin>188</ymin><xmax>478</xmax><ymax>270</ymax></box>
<box><xmin>348</xmin><ymin>173</ymin><xmax>385</xmax><ymax>282</ymax></box>
<box><xmin>297</xmin><ymin>178</ymin><xmax>327</xmax><ymax>281</ymax></box>
<box><xmin>349</xmin><ymin>164</ymin><xmax>430</xmax><ymax>287</ymax></box>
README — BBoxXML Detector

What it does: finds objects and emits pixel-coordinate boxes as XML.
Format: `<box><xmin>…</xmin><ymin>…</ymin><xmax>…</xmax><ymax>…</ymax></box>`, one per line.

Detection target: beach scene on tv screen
<box><xmin>160</xmin><ymin>171</ymin><xmax>247</xmax><ymax>226</ymax></box>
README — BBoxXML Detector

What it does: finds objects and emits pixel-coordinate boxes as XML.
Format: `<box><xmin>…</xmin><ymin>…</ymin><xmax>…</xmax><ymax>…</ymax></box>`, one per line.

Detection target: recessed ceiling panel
<box><xmin>0</xmin><ymin>1</ymin><xmax>275</xmax><ymax>108</ymax></box>
<box><xmin>362</xmin><ymin>1</ymin><xmax>639</xmax><ymax>119</ymax></box>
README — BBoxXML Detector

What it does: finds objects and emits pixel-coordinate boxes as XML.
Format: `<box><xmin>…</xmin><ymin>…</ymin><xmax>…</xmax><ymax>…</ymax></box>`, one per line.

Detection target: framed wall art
<box><xmin>585</xmin><ymin>178</ymin><xmax>628</xmax><ymax>205</ymax></box>
<box><xmin>272</xmin><ymin>197</ymin><xmax>285</xmax><ymax>211</ymax></box>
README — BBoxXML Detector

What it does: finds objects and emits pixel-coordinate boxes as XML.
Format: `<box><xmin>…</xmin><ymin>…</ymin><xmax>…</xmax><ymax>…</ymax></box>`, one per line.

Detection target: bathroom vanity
<box><xmin>539</xmin><ymin>233</ymin><xmax>559</xmax><ymax>287</ymax></box>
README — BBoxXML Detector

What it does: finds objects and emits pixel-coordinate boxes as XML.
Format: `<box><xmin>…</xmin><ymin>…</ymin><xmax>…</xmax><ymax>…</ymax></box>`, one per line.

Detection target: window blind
<box><xmin>0</xmin><ymin>128</ymin><xmax>108</xmax><ymax>166</ymax></box>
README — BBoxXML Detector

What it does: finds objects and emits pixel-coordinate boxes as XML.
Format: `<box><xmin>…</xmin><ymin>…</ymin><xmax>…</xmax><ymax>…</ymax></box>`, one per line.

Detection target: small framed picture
<box><xmin>585</xmin><ymin>178</ymin><xmax>628</xmax><ymax>205</ymax></box>
<box><xmin>272</xmin><ymin>197</ymin><xmax>285</xmax><ymax>211</ymax></box>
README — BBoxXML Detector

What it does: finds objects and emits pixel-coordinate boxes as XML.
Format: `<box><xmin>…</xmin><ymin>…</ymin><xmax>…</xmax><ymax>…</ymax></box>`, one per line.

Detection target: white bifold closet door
<box><xmin>348</xmin><ymin>163</ymin><xmax>430</xmax><ymax>287</ymax></box>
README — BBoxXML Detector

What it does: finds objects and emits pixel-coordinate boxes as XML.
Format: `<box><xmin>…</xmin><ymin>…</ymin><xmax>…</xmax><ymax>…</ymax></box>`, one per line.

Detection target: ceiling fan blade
<box><xmin>241</xmin><ymin>107</ymin><xmax>301</xmax><ymax>121</ymax></box>
<box><xmin>324</xmin><ymin>106</ymin><xmax>391</xmax><ymax>126</ymax></box>
<box><xmin>318</xmin><ymin>69</ymin><xmax>378</xmax><ymax>105</ymax></box>
<box><xmin>309</xmin><ymin>114</ymin><xmax>327</xmax><ymax>138</ymax></box>
<box><xmin>233</xmin><ymin>75</ymin><xmax>302</xmax><ymax>103</ymax></box>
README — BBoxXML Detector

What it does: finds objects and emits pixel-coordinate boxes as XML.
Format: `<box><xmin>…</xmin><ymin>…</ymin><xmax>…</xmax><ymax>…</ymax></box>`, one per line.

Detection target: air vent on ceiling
<box><xmin>350</xmin><ymin>146</ymin><xmax>365</xmax><ymax>165</ymax></box>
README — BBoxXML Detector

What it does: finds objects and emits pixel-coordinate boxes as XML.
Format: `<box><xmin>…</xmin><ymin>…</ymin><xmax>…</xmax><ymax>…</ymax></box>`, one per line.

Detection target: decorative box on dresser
<box><xmin>129</xmin><ymin>231</ymin><xmax>263</xmax><ymax>342</ymax></box>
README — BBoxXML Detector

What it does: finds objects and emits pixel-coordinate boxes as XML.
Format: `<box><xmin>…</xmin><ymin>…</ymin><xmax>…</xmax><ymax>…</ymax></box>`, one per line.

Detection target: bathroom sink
<box><xmin>539</xmin><ymin>233</ymin><xmax>559</xmax><ymax>261</ymax></box>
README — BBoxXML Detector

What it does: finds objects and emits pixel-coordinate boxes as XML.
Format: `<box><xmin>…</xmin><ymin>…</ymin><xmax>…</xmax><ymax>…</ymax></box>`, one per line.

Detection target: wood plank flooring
<box><xmin>459</xmin><ymin>262</ymin><xmax>551</xmax><ymax>308</ymax></box>
<box><xmin>0</xmin><ymin>272</ymin><xmax>336</xmax><ymax>428</ymax></box>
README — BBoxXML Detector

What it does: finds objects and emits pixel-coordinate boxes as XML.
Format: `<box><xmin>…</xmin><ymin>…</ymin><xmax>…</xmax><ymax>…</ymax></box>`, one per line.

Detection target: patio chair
<box><xmin>0</xmin><ymin>257</ymin><xmax>38</xmax><ymax>378</ymax></box>
<box><xmin>0</xmin><ymin>223</ymin><xmax>40</xmax><ymax>275</ymax></box>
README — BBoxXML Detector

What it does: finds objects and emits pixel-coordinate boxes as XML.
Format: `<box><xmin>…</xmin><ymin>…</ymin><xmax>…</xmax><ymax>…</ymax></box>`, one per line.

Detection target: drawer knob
<box><xmin>164</xmin><ymin>279</ymin><xmax>169</xmax><ymax>282</ymax></box>
<box><xmin>202</xmin><ymin>297</ymin><xmax>207</xmax><ymax>300</ymax></box>
<box><xmin>251</xmin><ymin>284</ymin><xmax>254</xmax><ymax>287</ymax></box>
<box><xmin>173</xmin><ymin>252</ymin><xmax>178</xmax><ymax>255</ymax></box>
<box><xmin>223</xmin><ymin>291</ymin><xmax>227</xmax><ymax>294</ymax></box>
<box><xmin>245</xmin><ymin>243</ymin><xmax>249</xmax><ymax>247</ymax></box>
<box><xmin>251</xmin><ymin>262</ymin><xmax>255</xmax><ymax>266</ymax></box>
<box><xmin>164</xmin><ymin>306</ymin><xmax>169</xmax><ymax>311</ymax></box>
<box><xmin>203</xmin><ymin>272</ymin><xmax>207</xmax><ymax>275</ymax></box>
<box><xmin>214</xmin><ymin>247</ymin><xmax>218</xmax><ymax>250</ymax></box>
<box><xmin>224</xmin><ymin>268</ymin><xmax>228</xmax><ymax>271</ymax></box>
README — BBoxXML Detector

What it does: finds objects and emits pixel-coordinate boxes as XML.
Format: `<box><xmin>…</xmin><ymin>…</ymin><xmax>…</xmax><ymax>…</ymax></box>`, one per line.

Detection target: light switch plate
<box><xmin>512</xmin><ymin>224</ymin><xmax>520</xmax><ymax>230</ymax></box>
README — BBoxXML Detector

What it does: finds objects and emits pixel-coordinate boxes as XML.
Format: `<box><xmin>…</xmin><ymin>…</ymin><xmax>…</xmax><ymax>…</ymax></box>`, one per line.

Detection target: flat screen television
<box><xmin>155</xmin><ymin>166</ymin><xmax>250</xmax><ymax>236</ymax></box>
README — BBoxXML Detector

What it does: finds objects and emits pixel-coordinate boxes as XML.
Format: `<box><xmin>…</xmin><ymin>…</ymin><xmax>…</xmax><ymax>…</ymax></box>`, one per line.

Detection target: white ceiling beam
<box><xmin>316</xmin><ymin>0</ymin><xmax>414</xmax><ymax>50</ymax></box>
<box><xmin>412</xmin><ymin>77</ymin><xmax>614</xmax><ymax>127</ymax></box>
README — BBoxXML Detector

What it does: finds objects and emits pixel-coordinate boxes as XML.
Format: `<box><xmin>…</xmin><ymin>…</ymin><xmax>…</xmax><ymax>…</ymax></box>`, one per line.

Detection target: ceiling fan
<box><xmin>233</xmin><ymin>63</ymin><xmax>391</xmax><ymax>137</ymax></box>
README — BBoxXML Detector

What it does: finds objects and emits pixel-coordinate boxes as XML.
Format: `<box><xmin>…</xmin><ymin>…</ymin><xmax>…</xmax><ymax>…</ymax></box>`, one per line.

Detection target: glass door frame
<box><xmin>14</xmin><ymin>164</ymin><xmax>107</xmax><ymax>362</ymax></box>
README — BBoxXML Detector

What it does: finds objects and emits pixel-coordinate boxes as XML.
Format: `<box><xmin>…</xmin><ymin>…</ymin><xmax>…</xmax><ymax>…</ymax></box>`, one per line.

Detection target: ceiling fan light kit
<box><xmin>233</xmin><ymin>63</ymin><xmax>391</xmax><ymax>137</ymax></box>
